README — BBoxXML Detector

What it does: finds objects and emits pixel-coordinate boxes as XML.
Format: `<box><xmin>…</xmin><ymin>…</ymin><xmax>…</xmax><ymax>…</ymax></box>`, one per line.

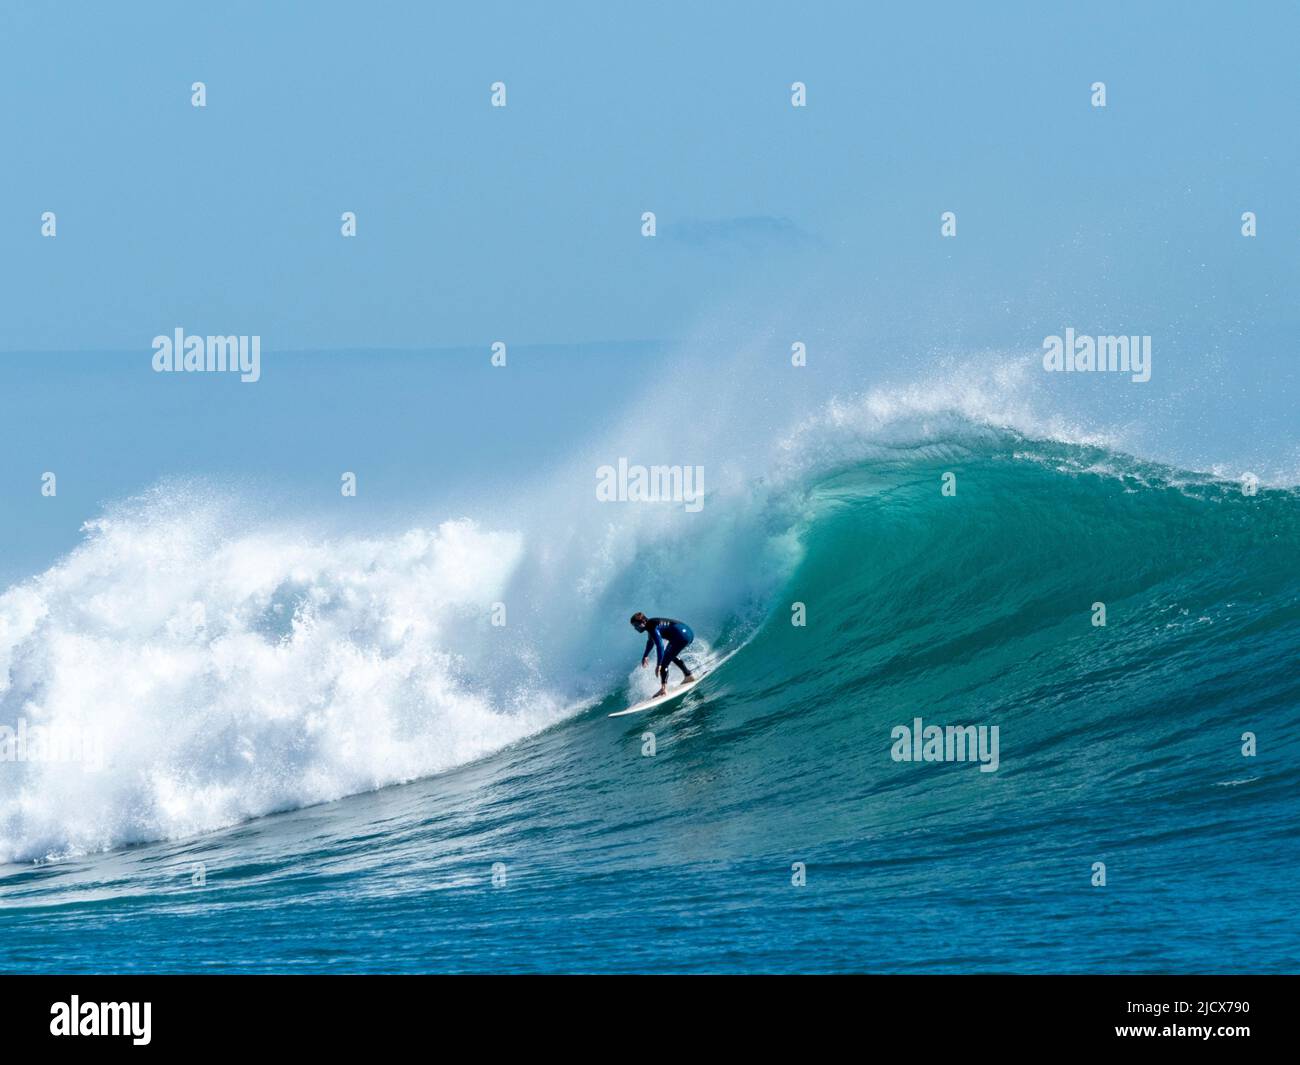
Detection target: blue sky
<box><xmin>2</xmin><ymin>1</ymin><xmax>1296</xmax><ymax>350</ymax></box>
<box><xmin>0</xmin><ymin>0</ymin><xmax>1297</xmax><ymax>577</ymax></box>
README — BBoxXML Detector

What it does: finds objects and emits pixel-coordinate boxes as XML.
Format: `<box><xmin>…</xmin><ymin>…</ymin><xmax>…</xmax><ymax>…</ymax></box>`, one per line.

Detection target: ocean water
<box><xmin>2</xmin><ymin>377</ymin><xmax>1297</xmax><ymax>974</ymax></box>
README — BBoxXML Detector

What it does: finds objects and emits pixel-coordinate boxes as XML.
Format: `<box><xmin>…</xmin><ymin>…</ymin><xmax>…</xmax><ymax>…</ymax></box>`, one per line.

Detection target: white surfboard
<box><xmin>609</xmin><ymin>677</ymin><xmax>702</xmax><ymax>717</ymax></box>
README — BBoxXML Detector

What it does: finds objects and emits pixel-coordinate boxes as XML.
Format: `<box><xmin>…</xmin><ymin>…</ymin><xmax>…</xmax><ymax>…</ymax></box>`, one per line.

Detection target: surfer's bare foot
<box><xmin>656</xmin><ymin>686</ymin><xmax>668</xmax><ymax>697</ymax></box>
<box><xmin>682</xmin><ymin>673</ymin><xmax>696</xmax><ymax>682</ymax></box>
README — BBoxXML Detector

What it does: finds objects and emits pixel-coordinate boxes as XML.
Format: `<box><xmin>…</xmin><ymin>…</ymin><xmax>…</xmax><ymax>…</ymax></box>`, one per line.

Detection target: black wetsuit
<box><xmin>642</xmin><ymin>618</ymin><xmax>695</xmax><ymax>679</ymax></box>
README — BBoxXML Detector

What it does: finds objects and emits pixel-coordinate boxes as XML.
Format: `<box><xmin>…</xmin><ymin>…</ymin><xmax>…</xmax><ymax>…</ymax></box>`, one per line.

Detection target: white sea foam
<box><xmin>0</xmin><ymin>491</ymin><xmax>571</xmax><ymax>863</ymax></box>
<box><xmin>774</xmin><ymin>357</ymin><xmax>1119</xmax><ymax>480</ymax></box>
<box><xmin>0</xmin><ymin>471</ymin><xmax>795</xmax><ymax>862</ymax></box>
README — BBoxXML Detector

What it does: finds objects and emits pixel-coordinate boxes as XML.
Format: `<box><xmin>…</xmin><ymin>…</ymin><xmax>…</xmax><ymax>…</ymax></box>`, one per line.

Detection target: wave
<box><xmin>2</xmin><ymin>370</ymin><xmax>1297</xmax><ymax>865</ymax></box>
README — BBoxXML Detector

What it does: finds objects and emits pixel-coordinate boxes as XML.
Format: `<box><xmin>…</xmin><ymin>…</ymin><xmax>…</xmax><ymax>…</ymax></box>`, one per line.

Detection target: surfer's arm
<box><xmin>645</xmin><ymin>626</ymin><xmax>665</xmax><ymax>666</ymax></box>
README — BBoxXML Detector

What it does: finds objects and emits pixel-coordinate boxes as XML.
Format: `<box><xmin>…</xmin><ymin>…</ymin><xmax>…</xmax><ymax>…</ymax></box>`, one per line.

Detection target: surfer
<box><xmin>630</xmin><ymin>612</ymin><xmax>696</xmax><ymax>696</ymax></box>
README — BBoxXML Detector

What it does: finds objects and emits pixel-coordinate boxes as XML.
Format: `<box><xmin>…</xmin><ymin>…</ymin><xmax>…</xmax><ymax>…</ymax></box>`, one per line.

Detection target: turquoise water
<box><xmin>3</xmin><ymin>431</ymin><xmax>1296</xmax><ymax>973</ymax></box>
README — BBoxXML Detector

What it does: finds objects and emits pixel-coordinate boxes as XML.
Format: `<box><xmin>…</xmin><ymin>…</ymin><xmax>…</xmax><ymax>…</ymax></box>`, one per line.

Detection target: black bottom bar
<box><xmin>0</xmin><ymin>974</ymin><xmax>1287</xmax><ymax>1052</ymax></box>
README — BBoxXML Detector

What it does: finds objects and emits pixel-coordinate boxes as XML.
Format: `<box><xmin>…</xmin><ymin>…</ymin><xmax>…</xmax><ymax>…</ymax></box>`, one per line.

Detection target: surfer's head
<box><xmin>630</xmin><ymin>611</ymin><xmax>648</xmax><ymax>631</ymax></box>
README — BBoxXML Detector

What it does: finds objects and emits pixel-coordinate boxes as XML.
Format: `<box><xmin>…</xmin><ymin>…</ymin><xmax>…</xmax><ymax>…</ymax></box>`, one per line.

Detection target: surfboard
<box><xmin>609</xmin><ymin>677</ymin><xmax>702</xmax><ymax>717</ymax></box>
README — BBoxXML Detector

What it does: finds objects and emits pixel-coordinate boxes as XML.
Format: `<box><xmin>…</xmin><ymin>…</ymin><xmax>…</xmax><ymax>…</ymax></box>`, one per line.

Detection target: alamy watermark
<box><xmin>0</xmin><ymin>719</ymin><xmax>104</xmax><ymax>770</ymax></box>
<box><xmin>152</xmin><ymin>327</ymin><xmax>261</xmax><ymax>382</ymax></box>
<box><xmin>50</xmin><ymin>996</ymin><xmax>151</xmax><ymax>1045</ymax></box>
<box><xmin>596</xmin><ymin>458</ymin><xmax>704</xmax><ymax>512</ymax></box>
<box><xmin>890</xmin><ymin>716</ymin><xmax>1000</xmax><ymax>772</ymax></box>
<box><xmin>1042</xmin><ymin>328</ymin><xmax>1151</xmax><ymax>383</ymax></box>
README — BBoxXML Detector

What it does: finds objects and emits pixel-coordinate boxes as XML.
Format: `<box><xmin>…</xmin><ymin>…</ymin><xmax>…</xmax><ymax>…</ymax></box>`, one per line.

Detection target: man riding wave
<box><xmin>630</xmin><ymin>612</ymin><xmax>696</xmax><ymax>696</ymax></box>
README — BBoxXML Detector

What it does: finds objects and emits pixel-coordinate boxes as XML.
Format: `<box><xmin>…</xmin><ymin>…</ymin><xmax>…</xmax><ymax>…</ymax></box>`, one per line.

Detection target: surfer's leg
<box><xmin>667</xmin><ymin>625</ymin><xmax>695</xmax><ymax>679</ymax></box>
<box><xmin>665</xmin><ymin>636</ymin><xmax>693</xmax><ymax>679</ymax></box>
<box><xmin>656</xmin><ymin>657</ymin><xmax>670</xmax><ymax>693</ymax></box>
